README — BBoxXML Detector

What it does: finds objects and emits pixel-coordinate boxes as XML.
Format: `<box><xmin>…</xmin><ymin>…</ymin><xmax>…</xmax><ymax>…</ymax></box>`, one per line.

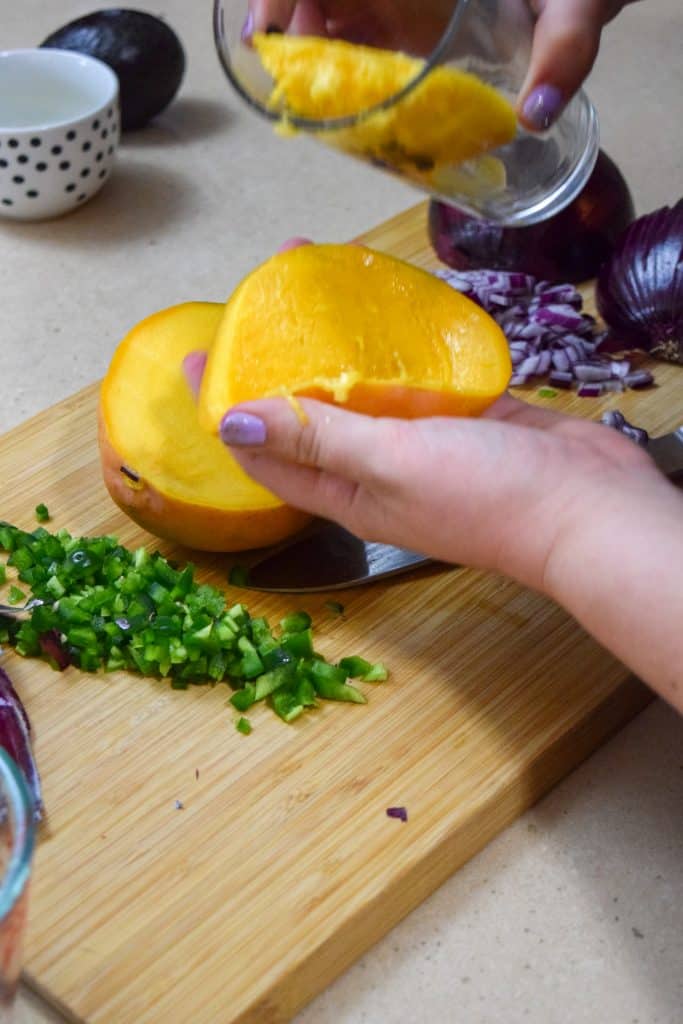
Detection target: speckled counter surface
<box><xmin>4</xmin><ymin>3</ymin><xmax>682</xmax><ymax>1023</ymax></box>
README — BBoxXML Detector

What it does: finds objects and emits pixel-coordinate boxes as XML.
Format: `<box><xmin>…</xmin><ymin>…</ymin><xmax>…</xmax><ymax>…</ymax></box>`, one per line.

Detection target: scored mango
<box><xmin>253</xmin><ymin>33</ymin><xmax>517</xmax><ymax>173</ymax></box>
<box><xmin>198</xmin><ymin>243</ymin><xmax>512</xmax><ymax>432</ymax></box>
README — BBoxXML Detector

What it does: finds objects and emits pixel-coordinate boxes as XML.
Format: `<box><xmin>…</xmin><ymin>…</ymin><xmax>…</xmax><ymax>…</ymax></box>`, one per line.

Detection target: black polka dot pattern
<box><xmin>0</xmin><ymin>104</ymin><xmax>119</xmax><ymax>218</ymax></box>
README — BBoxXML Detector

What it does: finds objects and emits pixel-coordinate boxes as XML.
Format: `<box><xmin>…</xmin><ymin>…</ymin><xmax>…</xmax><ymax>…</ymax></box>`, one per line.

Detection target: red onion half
<box><xmin>429</xmin><ymin>150</ymin><xmax>635</xmax><ymax>284</ymax></box>
<box><xmin>596</xmin><ymin>199</ymin><xmax>683</xmax><ymax>365</ymax></box>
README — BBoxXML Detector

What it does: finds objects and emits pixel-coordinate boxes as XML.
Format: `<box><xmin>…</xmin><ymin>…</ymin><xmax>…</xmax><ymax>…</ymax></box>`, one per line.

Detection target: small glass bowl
<box><xmin>0</xmin><ymin>748</ymin><xmax>35</xmax><ymax>1007</ymax></box>
<box><xmin>214</xmin><ymin>0</ymin><xmax>599</xmax><ymax>226</ymax></box>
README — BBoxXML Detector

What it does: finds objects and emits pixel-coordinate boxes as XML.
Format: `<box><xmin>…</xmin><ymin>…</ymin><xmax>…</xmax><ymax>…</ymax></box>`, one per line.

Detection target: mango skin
<box><xmin>98</xmin><ymin>415</ymin><xmax>310</xmax><ymax>552</ymax></box>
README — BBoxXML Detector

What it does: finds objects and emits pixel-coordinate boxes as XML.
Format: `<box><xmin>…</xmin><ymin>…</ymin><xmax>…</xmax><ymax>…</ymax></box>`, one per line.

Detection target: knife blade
<box><xmin>244</xmin><ymin>425</ymin><xmax>683</xmax><ymax>593</ymax></box>
<box><xmin>245</xmin><ymin>522</ymin><xmax>430</xmax><ymax>593</ymax></box>
<box><xmin>646</xmin><ymin>425</ymin><xmax>683</xmax><ymax>481</ymax></box>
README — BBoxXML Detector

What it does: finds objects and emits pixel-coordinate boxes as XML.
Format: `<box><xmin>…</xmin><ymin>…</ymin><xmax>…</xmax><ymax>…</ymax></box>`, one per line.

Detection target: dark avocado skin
<box><xmin>41</xmin><ymin>8</ymin><xmax>186</xmax><ymax>130</ymax></box>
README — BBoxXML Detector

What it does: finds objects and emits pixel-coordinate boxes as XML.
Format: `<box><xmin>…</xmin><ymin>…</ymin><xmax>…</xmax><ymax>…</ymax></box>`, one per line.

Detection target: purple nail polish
<box><xmin>522</xmin><ymin>84</ymin><xmax>564</xmax><ymax>131</ymax></box>
<box><xmin>240</xmin><ymin>10</ymin><xmax>254</xmax><ymax>42</ymax></box>
<box><xmin>219</xmin><ymin>411</ymin><xmax>267</xmax><ymax>447</ymax></box>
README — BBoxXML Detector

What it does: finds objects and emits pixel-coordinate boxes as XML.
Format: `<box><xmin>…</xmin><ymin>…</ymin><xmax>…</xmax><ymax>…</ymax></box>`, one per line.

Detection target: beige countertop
<box><xmin>4</xmin><ymin>3</ymin><xmax>682</xmax><ymax>1022</ymax></box>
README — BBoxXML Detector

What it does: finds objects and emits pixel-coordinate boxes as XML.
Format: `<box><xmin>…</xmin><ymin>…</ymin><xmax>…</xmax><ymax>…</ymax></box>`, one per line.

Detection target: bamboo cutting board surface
<box><xmin>3</xmin><ymin>202</ymin><xmax>682</xmax><ymax>1024</ymax></box>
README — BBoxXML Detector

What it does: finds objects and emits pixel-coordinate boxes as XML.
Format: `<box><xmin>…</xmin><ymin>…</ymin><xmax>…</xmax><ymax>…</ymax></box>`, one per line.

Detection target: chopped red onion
<box><xmin>623</xmin><ymin>370</ymin><xmax>655</xmax><ymax>389</ymax></box>
<box><xmin>434</xmin><ymin>267</ymin><xmax>655</xmax><ymax>396</ymax></box>
<box><xmin>386</xmin><ymin>806</ymin><xmax>408</xmax><ymax>822</ymax></box>
<box><xmin>549</xmin><ymin>370</ymin><xmax>574</xmax><ymax>389</ymax></box>
<box><xmin>38</xmin><ymin>629</ymin><xmax>70</xmax><ymax>671</ymax></box>
<box><xmin>610</xmin><ymin>360</ymin><xmax>631</xmax><ymax>378</ymax></box>
<box><xmin>537</xmin><ymin>350</ymin><xmax>552</xmax><ymax>375</ymax></box>
<box><xmin>601</xmin><ymin>410</ymin><xmax>650</xmax><ymax>446</ymax></box>
<box><xmin>533</xmin><ymin>284</ymin><xmax>583</xmax><ymax>307</ymax></box>
<box><xmin>517</xmin><ymin>354</ymin><xmax>542</xmax><ymax>376</ymax></box>
<box><xmin>533</xmin><ymin>306</ymin><xmax>586</xmax><ymax>330</ymax></box>
<box><xmin>573</xmin><ymin>363</ymin><xmax>613</xmax><ymax>383</ymax></box>
<box><xmin>551</xmin><ymin>349</ymin><xmax>571</xmax><ymax>372</ymax></box>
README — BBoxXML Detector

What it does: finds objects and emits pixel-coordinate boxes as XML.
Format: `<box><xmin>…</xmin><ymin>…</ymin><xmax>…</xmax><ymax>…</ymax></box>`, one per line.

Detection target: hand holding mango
<box><xmin>180</xmin><ymin>235</ymin><xmax>683</xmax><ymax>718</ymax></box>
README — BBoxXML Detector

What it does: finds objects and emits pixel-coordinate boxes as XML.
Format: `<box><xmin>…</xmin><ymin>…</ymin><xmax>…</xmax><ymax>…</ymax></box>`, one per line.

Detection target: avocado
<box><xmin>41</xmin><ymin>9</ymin><xmax>186</xmax><ymax>130</ymax></box>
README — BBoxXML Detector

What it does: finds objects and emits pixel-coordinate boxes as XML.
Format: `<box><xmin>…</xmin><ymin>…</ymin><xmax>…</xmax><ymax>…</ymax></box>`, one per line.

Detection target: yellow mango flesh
<box><xmin>253</xmin><ymin>33</ymin><xmax>517</xmax><ymax>171</ymax></box>
<box><xmin>198</xmin><ymin>244</ymin><xmax>511</xmax><ymax>433</ymax></box>
<box><xmin>99</xmin><ymin>302</ymin><xmax>310</xmax><ymax>551</ymax></box>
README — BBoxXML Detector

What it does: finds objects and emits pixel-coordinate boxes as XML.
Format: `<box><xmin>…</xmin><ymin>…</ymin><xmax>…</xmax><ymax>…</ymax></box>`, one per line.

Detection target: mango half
<box><xmin>199</xmin><ymin>244</ymin><xmax>511</xmax><ymax>431</ymax></box>
<box><xmin>99</xmin><ymin>302</ymin><xmax>310</xmax><ymax>552</ymax></box>
<box><xmin>100</xmin><ymin>246</ymin><xmax>511</xmax><ymax>553</ymax></box>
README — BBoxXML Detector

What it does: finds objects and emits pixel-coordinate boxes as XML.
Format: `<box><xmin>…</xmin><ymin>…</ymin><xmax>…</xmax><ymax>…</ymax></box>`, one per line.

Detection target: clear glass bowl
<box><xmin>214</xmin><ymin>0</ymin><xmax>599</xmax><ymax>226</ymax></box>
<box><xmin>0</xmin><ymin>749</ymin><xmax>35</xmax><ymax>1008</ymax></box>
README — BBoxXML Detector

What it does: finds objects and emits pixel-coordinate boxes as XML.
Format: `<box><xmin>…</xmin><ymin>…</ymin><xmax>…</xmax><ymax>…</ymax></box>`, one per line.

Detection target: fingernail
<box><xmin>521</xmin><ymin>84</ymin><xmax>564</xmax><ymax>130</ymax></box>
<box><xmin>277</xmin><ymin>236</ymin><xmax>313</xmax><ymax>253</ymax></box>
<box><xmin>219</xmin><ymin>411</ymin><xmax>267</xmax><ymax>447</ymax></box>
<box><xmin>240</xmin><ymin>10</ymin><xmax>254</xmax><ymax>42</ymax></box>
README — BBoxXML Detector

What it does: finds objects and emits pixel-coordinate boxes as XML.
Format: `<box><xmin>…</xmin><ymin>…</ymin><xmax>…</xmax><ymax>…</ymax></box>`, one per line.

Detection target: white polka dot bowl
<box><xmin>0</xmin><ymin>48</ymin><xmax>120</xmax><ymax>221</ymax></box>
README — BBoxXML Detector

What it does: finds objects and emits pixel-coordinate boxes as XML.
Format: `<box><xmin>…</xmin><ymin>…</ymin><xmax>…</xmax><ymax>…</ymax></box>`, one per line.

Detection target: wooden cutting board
<box><xmin>3</xmin><ymin>202</ymin><xmax>681</xmax><ymax>1024</ymax></box>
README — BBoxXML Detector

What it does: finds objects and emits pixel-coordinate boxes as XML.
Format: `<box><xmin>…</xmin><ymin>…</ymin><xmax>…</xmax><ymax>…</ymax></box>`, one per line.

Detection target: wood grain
<box><xmin>2</xmin><ymin>202</ymin><xmax>681</xmax><ymax>1024</ymax></box>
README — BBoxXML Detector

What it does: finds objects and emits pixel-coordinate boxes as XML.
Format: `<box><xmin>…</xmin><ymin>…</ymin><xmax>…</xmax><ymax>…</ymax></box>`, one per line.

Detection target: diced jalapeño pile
<box><xmin>0</xmin><ymin>522</ymin><xmax>387</xmax><ymax>727</ymax></box>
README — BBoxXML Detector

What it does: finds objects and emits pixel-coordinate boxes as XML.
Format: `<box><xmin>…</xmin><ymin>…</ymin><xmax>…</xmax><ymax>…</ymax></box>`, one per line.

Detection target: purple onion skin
<box><xmin>429</xmin><ymin>150</ymin><xmax>635</xmax><ymax>284</ymax></box>
<box><xmin>0</xmin><ymin>666</ymin><xmax>43</xmax><ymax>820</ymax></box>
<box><xmin>596</xmin><ymin>198</ymin><xmax>683</xmax><ymax>364</ymax></box>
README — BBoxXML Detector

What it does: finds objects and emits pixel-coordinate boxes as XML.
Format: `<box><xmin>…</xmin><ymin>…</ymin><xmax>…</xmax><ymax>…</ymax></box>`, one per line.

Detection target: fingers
<box><xmin>249</xmin><ymin>0</ymin><xmax>328</xmax><ymax>36</ymax></box>
<box><xmin>483</xmin><ymin>392</ymin><xmax>574</xmax><ymax>431</ymax></box>
<box><xmin>219</xmin><ymin>397</ymin><xmax>394</xmax><ymax>486</ymax></box>
<box><xmin>518</xmin><ymin>0</ymin><xmax>616</xmax><ymax>129</ymax></box>
<box><xmin>276</xmin><ymin>236</ymin><xmax>313</xmax><ymax>252</ymax></box>
<box><xmin>249</xmin><ymin>0</ymin><xmax>299</xmax><ymax>33</ymax></box>
<box><xmin>288</xmin><ymin>0</ymin><xmax>328</xmax><ymax>36</ymax></box>
<box><xmin>182</xmin><ymin>351</ymin><xmax>207</xmax><ymax>400</ymax></box>
<box><xmin>220</xmin><ymin>398</ymin><xmax>401</xmax><ymax>533</ymax></box>
<box><xmin>231</xmin><ymin>447</ymin><xmax>364</xmax><ymax>525</ymax></box>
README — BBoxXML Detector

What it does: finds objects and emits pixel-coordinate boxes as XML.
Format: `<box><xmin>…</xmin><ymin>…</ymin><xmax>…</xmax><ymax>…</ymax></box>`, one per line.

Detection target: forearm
<box><xmin>544</xmin><ymin>477</ymin><xmax>683</xmax><ymax>710</ymax></box>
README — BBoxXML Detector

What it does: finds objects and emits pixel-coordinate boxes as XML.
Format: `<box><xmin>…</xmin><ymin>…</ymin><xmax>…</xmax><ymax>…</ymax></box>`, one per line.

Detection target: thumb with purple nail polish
<box><xmin>219</xmin><ymin>411</ymin><xmax>267</xmax><ymax>447</ymax></box>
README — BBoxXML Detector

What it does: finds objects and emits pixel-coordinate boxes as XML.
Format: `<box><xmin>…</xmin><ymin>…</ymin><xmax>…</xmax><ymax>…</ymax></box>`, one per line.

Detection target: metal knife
<box><xmin>244</xmin><ymin>425</ymin><xmax>683</xmax><ymax>593</ymax></box>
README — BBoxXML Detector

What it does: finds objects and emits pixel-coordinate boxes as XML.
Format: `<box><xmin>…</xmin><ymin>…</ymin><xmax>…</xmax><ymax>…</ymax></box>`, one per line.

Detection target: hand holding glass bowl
<box><xmin>214</xmin><ymin>0</ymin><xmax>600</xmax><ymax>226</ymax></box>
